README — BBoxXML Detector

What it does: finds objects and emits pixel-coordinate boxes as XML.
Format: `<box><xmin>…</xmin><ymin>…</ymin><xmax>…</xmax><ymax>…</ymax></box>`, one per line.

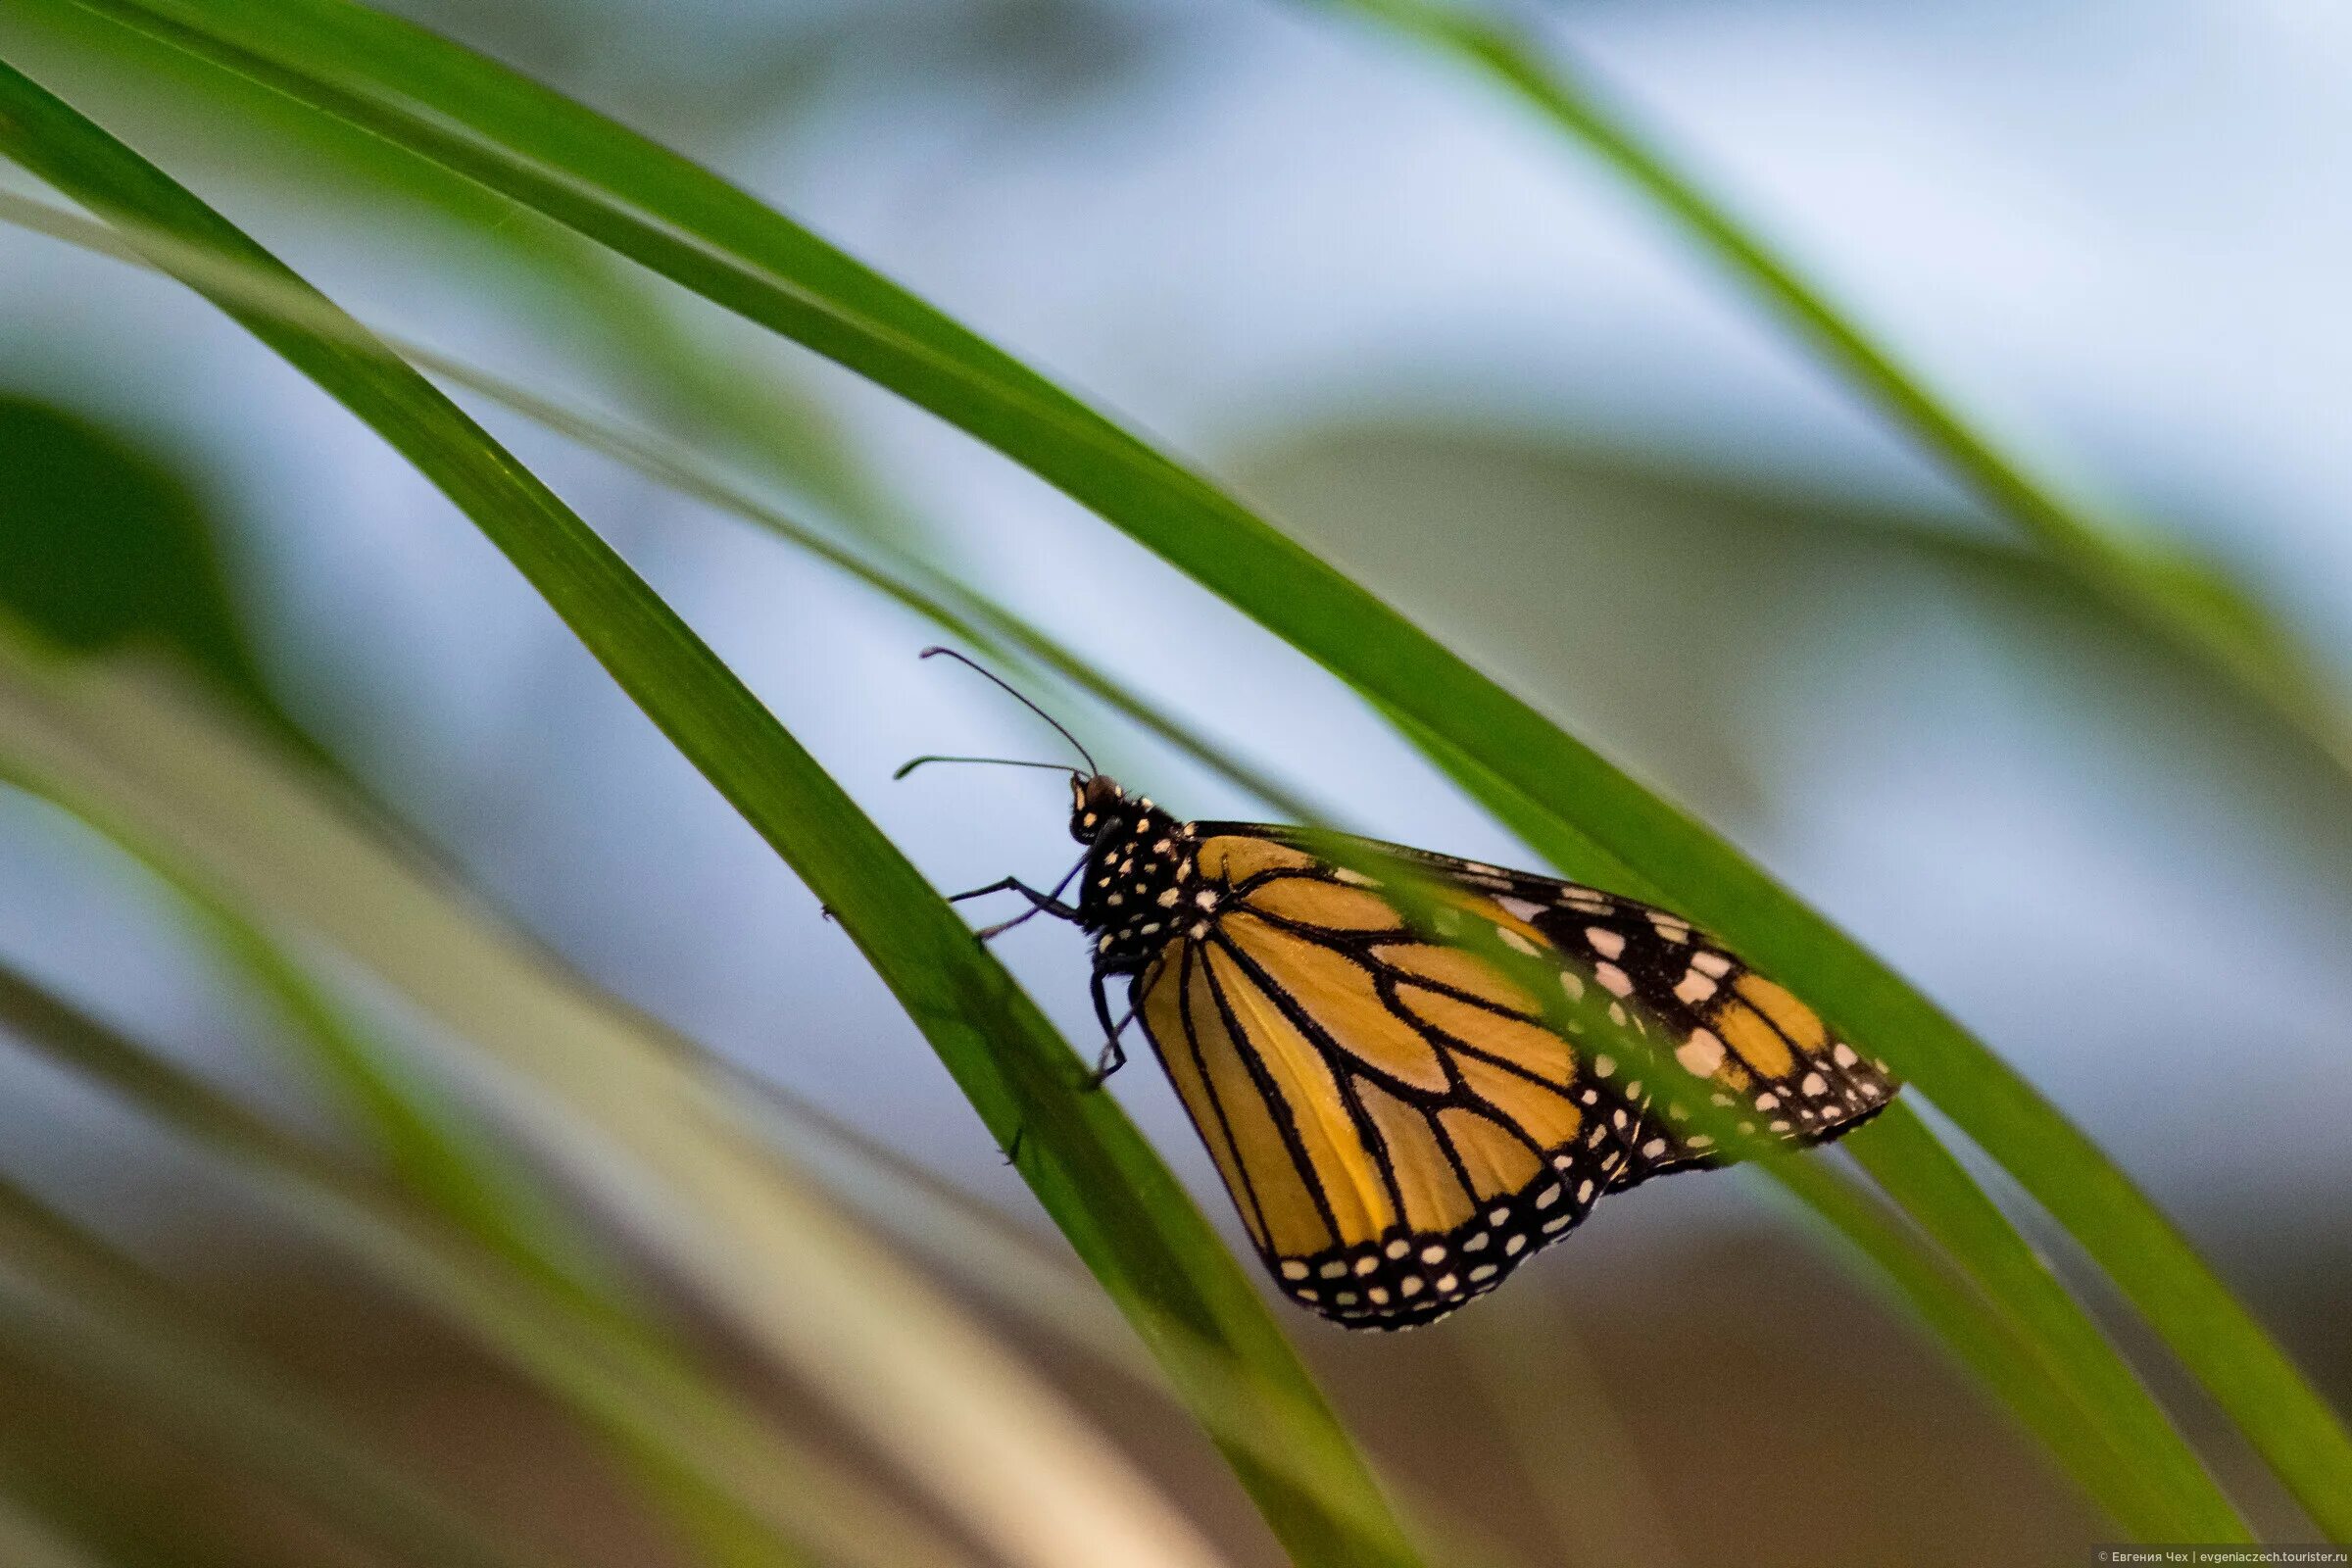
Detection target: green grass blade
<box><xmin>1320</xmin><ymin>0</ymin><xmax>2352</xmax><ymax>776</ymax></box>
<box><xmin>0</xmin><ymin>950</ymin><xmax>975</xmax><ymax>1568</ymax></box>
<box><xmin>1835</xmin><ymin>1105</ymin><xmax>2199</xmax><ymax>1530</ymax></box>
<box><xmin>1395</xmin><ymin>715</ymin><xmax>2235</xmax><ymax>1534</ymax></box>
<box><xmin>0</xmin><ymin>172</ymin><xmax>2188</xmax><ymax>1538</ymax></box>
<box><xmin>0</xmin><ymin>764</ymin><xmax>816</xmax><ymax>1568</ymax></box>
<box><xmin>1761</xmin><ymin>1149</ymin><xmax>2138</xmax><ymax>1502</ymax></box>
<box><xmin>0</xmin><ymin>59</ymin><xmax>1416</xmax><ymax>1568</ymax></box>
<box><xmin>0</xmin><ymin>184</ymin><xmax>1325</xmax><ymax>824</ymax></box>
<box><xmin>32</xmin><ymin>0</ymin><xmax>2352</xmax><ymax>1534</ymax></box>
<box><xmin>0</xmin><ymin>641</ymin><xmax>1487</xmax><ymax>1568</ymax></box>
<box><xmin>147</xmin><ymin>826</ymin><xmax>603</xmax><ymax>1300</ymax></box>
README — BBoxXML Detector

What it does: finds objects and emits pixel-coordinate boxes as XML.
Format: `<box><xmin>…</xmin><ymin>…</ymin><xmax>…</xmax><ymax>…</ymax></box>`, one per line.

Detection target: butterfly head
<box><xmin>1068</xmin><ymin>772</ymin><xmax>1129</xmax><ymax>843</ymax></box>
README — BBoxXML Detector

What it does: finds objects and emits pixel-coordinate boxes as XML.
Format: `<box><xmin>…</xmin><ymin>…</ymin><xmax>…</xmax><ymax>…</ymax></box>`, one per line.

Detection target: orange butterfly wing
<box><xmin>1130</xmin><ymin>828</ymin><xmax>1896</xmax><ymax>1329</ymax></box>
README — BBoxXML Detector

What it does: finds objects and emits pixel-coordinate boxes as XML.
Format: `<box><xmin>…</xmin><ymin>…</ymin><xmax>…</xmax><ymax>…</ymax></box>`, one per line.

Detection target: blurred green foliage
<box><xmin>0</xmin><ymin>397</ymin><xmax>257</xmax><ymax>693</ymax></box>
<box><xmin>0</xmin><ymin>393</ymin><xmax>328</xmax><ymax>768</ymax></box>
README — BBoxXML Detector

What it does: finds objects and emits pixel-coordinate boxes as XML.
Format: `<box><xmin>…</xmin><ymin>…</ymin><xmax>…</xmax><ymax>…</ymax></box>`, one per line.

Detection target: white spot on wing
<box><xmin>1677</xmin><ymin>1030</ymin><xmax>1726</xmax><ymax>1077</ymax></box>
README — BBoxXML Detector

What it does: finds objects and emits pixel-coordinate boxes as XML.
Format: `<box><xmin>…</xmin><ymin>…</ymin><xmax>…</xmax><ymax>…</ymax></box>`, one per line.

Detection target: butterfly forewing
<box><xmin>1128</xmin><ymin>823</ymin><xmax>1897</xmax><ymax>1330</ymax></box>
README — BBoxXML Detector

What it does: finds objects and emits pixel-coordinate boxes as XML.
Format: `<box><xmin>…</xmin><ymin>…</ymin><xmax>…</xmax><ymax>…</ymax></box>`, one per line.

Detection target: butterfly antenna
<box><xmin>894</xmin><ymin>754</ymin><xmax>1081</xmax><ymax>781</ymax></box>
<box><xmin>918</xmin><ymin>647</ymin><xmax>1099</xmax><ymax>775</ymax></box>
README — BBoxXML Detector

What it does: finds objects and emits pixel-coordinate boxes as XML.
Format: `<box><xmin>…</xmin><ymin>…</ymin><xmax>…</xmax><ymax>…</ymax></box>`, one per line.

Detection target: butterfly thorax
<box><xmin>1067</xmin><ymin>775</ymin><xmax>1203</xmax><ymax>973</ymax></box>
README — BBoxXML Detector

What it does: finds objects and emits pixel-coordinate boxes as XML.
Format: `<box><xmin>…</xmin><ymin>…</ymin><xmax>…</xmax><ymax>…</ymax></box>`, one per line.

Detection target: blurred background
<box><xmin>3</xmin><ymin>1</ymin><xmax>2350</xmax><ymax>1563</ymax></box>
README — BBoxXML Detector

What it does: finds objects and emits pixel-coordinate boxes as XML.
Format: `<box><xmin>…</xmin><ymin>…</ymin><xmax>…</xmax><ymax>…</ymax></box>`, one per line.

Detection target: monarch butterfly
<box><xmin>915</xmin><ymin>652</ymin><xmax>1898</xmax><ymax>1329</ymax></box>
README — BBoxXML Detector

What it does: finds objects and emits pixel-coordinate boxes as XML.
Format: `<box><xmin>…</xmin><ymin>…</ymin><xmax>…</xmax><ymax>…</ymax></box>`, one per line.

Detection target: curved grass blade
<box><xmin>0</xmin><ymin>767</ymin><xmax>833</xmax><ymax>1568</ymax></box>
<box><xmin>0</xmin><ymin>181</ymin><xmax>2204</xmax><ymax>1534</ymax></box>
<box><xmin>1319</xmin><ymin>0</ymin><xmax>2352</xmax><ymax>778</ymax></box>
<box><xmin>27</xmin><ymin>1</ymin><xmax>2352</xmax><ymax>1535</ymax></box>
<box><xmin>1285</xmin><ymin>789</ymin><xmax>2234</xmax><ymax>1542</ymax></box>
<box><xmin>0</xmin><ymin>641</ymin><xmax>1488</xmax><ymax>1568</ymax></box>
<box><xmin>0</xmin><ymin>184</ymin><xmax>1327</xmax><ymax>824</ymax></box>
<box><xmin>1836</xmin><ymin>1103</ymin><xmax>2192</xmax><ymax>1530</ymax></box>
<box><xmin>1396</xmin><ymin>714</ymin><xmax>2238</xmax><ymax>1534</ymax></box>
<box><xmin>0</xmin><ymin>62</ymin><xmax>1416</xmax><ymax>1568</ymax></box>
<box><xmin>0</xmin><ymin>948</ymin><xmax>980</xmax><ymax>1568</ymax></box>
<box><xmin>1759</xmin><ymin>1147</ymin><xmax>2148</xmax><ymax>1506</ymax></box>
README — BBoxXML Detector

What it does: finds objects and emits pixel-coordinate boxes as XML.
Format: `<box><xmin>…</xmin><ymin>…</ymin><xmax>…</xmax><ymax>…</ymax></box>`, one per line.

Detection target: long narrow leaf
<box><xmin>1397</xmin><ymin>716</ymin><xmax>2236</xmax><ymax>1534</ymax></box>
<box><xmin>0</xmin><ymin>186</ymin><xmax>1328</xmax><ymax>827</ymax></box>
<box><xmin>0</xmin><ymin>182</ymin><xmax>2201</xmax><ymax>1535</ymax></box>
<box><xmin>34</xmin><ymin>1</ymin><xmax>2347</xmax><ymax>1533</ymax></box>
<box><xmin>0</xmin><ymin>61</ymin><xmax>1413</xmax><ymax>1568</ymax></box>
<box><xmin>1322</xmin><ymin>0</ymin><xmax>2352</xmax><ymax>776</ymax></box>
<box><xmin>0</xmin><ymin>950</ymin><xmax>980</xmax><ymax>1568</ymax></box>
<box><xmin>0</xmin><ymin>764</ymin><xmax>822</xmax><ymax>1568</ymax></box>
<box><xmin>0</xmin><ymin>641</ymin><xmax>1496</xmax><ymax>1568</ymax></box>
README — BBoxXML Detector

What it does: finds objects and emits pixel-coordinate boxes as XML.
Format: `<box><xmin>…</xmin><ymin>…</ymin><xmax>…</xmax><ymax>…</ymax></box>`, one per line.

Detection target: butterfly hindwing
<box><xmin>1128</xmin><ymin>823</ymin><xmax>1896</xmax><ymax>1329</ymax></box>
<box><xmin>1418</xmin><ymin>856</ymin><xmax>1895</xmax><ymax>1185</ymax></box>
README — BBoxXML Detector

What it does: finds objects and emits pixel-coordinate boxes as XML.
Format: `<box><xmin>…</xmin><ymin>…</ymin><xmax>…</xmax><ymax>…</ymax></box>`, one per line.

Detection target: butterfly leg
<box><xmin>1083</xmin><ymin>970</ymin><xmax>1136</xmax><ymax>1088</ymax></box>
<box><xmin>950</xmin><ymin>850</ymin><xmax>1090</xmax><ymax>941</ymax></box>
<box><xmin>949</xmin><ymin>878</ymin><xmax>1081</xmax><ymax>941</ymax></box>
